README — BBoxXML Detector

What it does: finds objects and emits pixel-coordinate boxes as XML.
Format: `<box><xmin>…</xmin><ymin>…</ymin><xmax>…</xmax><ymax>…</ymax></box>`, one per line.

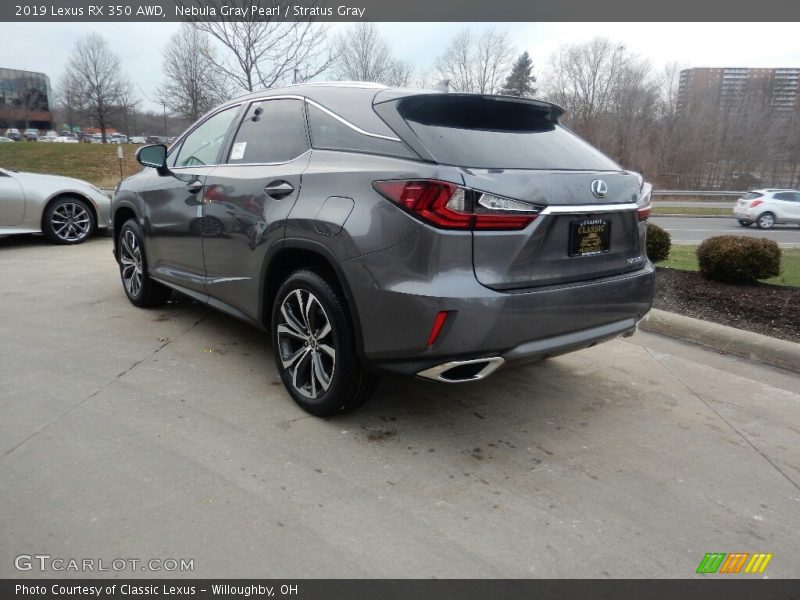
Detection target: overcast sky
<box><xmin>2</xmin><ymin>22</ymin><xmax>800</xmax><ymax>111</ymax></box>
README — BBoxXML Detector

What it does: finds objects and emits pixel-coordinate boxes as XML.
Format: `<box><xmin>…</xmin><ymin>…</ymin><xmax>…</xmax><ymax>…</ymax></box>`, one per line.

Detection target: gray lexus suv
<box><xmin>112</xmin><ymin>82</ymin><xmax>655</xmax><ymax>416</ymax></box>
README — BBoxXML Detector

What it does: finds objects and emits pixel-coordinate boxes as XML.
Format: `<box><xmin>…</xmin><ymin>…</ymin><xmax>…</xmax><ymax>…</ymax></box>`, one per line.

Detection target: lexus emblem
<box><xmin>590</xmin><ymin>179</ymin><xmax>608</xmax><ymax>198</ymax></box>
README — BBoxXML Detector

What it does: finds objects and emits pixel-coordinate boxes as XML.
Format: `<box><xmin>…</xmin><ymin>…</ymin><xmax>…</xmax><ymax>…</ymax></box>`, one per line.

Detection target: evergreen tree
<box><xmin>501</xmin><ymin>51</ymin><xmax>537</xmax><ymax>97</ymax></box>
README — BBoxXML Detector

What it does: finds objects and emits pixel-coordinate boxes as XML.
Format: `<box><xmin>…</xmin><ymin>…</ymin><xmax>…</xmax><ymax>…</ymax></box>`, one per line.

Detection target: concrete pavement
<box><xmin>1</xmin><ymin>236</ymin><xmax>799</xmax><ymax>578</ymax></box>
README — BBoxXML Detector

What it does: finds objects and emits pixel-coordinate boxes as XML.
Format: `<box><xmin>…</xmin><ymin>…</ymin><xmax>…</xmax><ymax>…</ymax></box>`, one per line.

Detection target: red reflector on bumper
<box><xmin>426</xmin><ymin>311</ymin><xmax>450</xmax><ymax>347</ymax></box>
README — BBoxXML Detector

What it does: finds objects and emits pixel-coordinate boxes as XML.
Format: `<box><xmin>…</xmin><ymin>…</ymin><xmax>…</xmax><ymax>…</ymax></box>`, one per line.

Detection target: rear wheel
<box><xmin>756</xmin><ymin>212</ymin><xmax>775</xmax><ymax>229</ymax></box>
<box><xmin>117</xmin><ymin>219</ymin><xmax>171</xmax><ymax>307</ymax></box>
<box><xmin>271</xmin><ymin>269</ymin><xmax>377</xmax><ymax>416</ymax></box>
<box><xmin>43</xmin><ymin>196</ymin><xmax>95</xmax><ymax>244</ymax></box>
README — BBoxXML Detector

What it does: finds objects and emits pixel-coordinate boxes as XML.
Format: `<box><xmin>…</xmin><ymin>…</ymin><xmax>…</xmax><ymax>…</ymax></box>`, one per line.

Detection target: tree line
<box><xmin>56</xmin><ymin>20</ymin><xmax>800</xmax><ymax>190</ymax></box>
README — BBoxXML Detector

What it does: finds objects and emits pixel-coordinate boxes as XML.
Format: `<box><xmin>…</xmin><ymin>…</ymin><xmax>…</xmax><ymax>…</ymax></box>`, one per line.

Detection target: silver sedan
<box><xmin>0</xmin><ymin>167</ymin><xmax>110</xmax><ymax>244</ymax></box>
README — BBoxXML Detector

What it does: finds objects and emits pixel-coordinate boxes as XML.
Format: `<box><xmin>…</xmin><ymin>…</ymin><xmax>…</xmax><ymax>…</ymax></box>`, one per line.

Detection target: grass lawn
<box><xmin>0</xmin><ymin>142</ymin><xmax>144</xmax><ymax>188</ymax></box>
<box><xmin>651</xmin><ymin>206</ymin><xmax>731</xmax><ymax>217</ymax></box>
<box><xmin>660</xmin><ymin>244</ymin><xmax>800</xmax><ymax>288</ymax></box>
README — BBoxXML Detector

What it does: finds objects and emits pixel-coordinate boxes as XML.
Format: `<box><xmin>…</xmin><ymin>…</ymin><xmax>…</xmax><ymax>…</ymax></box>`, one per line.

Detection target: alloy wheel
<box><xmin>51</xmin><ymin>202</ymin><xmax>91</xmax><ymax>242</ymax></box>
<box><xmin>276</xmin><ymin>289</ymin><xmax>336</xmax><ymax>399</ymax></box>
<box><xmin>758</xmin><ymin>213</ymin><xmax>775</xmax><ymax>228</ymax></box>
<box><xmin>119</xmin><ymin>229</ymin><xmax>143</xmax><ymax>298</ymax></box>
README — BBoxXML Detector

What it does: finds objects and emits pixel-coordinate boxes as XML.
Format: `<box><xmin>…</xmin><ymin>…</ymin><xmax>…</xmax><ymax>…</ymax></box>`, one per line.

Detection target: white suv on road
<box><xmin>734</xmin><ymin>189</ymin><xmax>800</xmax><ymax>229</ymax></box>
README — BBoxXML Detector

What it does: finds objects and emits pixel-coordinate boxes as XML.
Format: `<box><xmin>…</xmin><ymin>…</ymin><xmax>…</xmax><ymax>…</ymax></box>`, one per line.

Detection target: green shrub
<box><xmin>696</xmin><ymin>236</ymin><xmax>781</xmax><ymax>284</ymax></box>
<box><xmin>646</xmin><ymin>222</ymin><xmax>671</xmax><ymax>263</ymax></box>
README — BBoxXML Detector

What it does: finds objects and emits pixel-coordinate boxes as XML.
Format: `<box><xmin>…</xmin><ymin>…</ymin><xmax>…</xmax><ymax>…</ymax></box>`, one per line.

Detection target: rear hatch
<box><xmin>375</xmin><ymin>93</ymin><xmax>645</xmax><ymax>289</ymax></box>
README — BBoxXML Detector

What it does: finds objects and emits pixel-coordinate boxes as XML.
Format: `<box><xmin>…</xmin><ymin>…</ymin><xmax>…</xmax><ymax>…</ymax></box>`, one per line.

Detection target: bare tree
<box><xmin>55</xmin><ymin>72</ymin><xmax>84</xmax><ymax>133</ymax></box>
<box><xmin>332</xmin><ymin>23</ymin><xmax>411</xmax><ymax>86</ymax></box>
<box><xmin>64</xmin><ymin>32</ymin><xmax>132</xmax><ymax>142</ymax></box>
<box><xmin>544</xmin><ymin>38</ymin><xmax>629</xmax><ymax>138</ymax></box>
<box><xmin>435</xmin><ymin>28</ymin><xmax>514</xmax><ymax>94</ymax></box>
<box><xmin>181</xmin><ymin>0</ymin><xmax>334</xmax><ymax>93</ymax></box>
<box><xmin>158</xmin><ymin>24</ymin><xmax>232</xmax><ymax>122</ymax></box>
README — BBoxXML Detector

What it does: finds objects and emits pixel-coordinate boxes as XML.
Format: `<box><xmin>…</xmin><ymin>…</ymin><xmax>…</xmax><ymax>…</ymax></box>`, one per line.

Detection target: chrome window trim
<box><xmin>304</xmin><ymin>98</ymin><xmax>402</xmax><ymax>142</ymax></box>
<box><xmin>218</xmin><ymin>148</ymin><xmax>313</xmax><ymax>168</ymax></box>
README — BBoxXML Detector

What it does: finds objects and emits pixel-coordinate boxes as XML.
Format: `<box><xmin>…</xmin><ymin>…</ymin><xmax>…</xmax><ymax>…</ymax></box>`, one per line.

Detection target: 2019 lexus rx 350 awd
<box><xmin>111</xmin><ymin>83</ymin><xmax>655</xmax><ymax>416</ymax></box>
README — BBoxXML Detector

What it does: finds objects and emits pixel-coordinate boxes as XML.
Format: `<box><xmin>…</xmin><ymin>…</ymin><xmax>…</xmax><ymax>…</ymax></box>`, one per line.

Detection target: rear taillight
<box><xmin>637</xmin><ymin>182</ymin><xmax>652</xmax><ymax>222</ymax></box>
<box><xmin>750</xmin><ymin>199</ymin><xmax>763</xmax><ymax>208</ymax></box>
<box><xmin>373</xmin><ymin>179</ymin><xmax>539</xmax><ymax>230</ymax></box>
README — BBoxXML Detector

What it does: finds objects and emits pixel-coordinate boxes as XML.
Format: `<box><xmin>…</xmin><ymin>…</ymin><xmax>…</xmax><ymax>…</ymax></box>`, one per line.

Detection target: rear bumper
<box><xmin>344</xmin><ymin>254</ymin><xmax>656</xmax><ymax>376</ymax></box>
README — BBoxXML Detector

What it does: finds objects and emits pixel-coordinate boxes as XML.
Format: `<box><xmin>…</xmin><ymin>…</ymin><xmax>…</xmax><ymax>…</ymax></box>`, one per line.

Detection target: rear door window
<box><xmin>392</xmin><ymin>94</ymin><xmax>620</xmax><ymax>170</ymax></box>
<box><xmin>773</xmin><ymin>192</ymin><xmax>795</xmax><ymax>201</ymax></box>
<box><xmin>227</xmin><ymin>99</ymin><xmax>309</xmax><ymax>164</ymax></box>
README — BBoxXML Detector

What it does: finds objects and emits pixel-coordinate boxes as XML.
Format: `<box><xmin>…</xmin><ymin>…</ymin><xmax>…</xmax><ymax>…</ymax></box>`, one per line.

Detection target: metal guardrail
<box><xmin>652</xmin><ymin>190</ymin><xmax>745</xmax><ymax>197</ymax></box>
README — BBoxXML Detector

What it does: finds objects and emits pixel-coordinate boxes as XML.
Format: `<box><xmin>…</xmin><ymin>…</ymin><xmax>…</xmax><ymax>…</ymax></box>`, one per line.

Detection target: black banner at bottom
<box><xmin>3</xmin><ymin>579</ymin><xmax>800</xmax><ymax>600</ymax></box>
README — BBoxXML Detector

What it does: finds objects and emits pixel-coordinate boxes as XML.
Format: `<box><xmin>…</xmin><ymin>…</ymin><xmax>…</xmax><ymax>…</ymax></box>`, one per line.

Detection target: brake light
<box><xmin>750</xmin><ymin>199</ymin><xmax>763</xmax><ymax>208</ymax></box>
<box><xmin>373</xmin><ymin>179</ymin><xmax>539</xmax><ymax>230</ymax></box>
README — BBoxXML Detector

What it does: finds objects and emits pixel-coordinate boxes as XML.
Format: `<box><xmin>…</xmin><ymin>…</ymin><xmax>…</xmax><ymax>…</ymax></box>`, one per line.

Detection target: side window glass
<box><xmin>172</xmin><ymin>106</ymin><xmax>239</xmax><ymax>168</ymax></box>
<box><xmin>306</xmin><ymin>103</ymin><xmax>415</xmax><ymax>159</ymax></box>
<box><xmin>227</xmin><ymin>99</ymin><xmax>309</xmax><ymax>164</ymax></box>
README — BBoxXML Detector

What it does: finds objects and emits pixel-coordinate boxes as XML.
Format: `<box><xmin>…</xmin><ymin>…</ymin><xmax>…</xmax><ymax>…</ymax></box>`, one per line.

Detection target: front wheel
<box><xmin>271</xmin><ymin>270</ymin><xmax>377</xmax><ymax>416</ymax></box>
<box><xmin>43</xmin><ymin>196</ymin><xmax>95</xmax><ymax>244</ymax></box>
<box><xmin>117</xmin><ymin>219</ymin><xmax>171</xmax><ymax>307</ymax></box>
<box><xmin>737</xmin><ymin>219</ymin><xmax>751</xmax><ymax>227</ymax></box>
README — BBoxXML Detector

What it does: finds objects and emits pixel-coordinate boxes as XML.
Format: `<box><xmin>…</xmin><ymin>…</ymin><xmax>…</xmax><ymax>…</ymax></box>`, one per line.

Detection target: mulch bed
<box><xmin>653</xmin><ymin>268</ymin><xmax>800</xmax><ymax>344</ymax></box>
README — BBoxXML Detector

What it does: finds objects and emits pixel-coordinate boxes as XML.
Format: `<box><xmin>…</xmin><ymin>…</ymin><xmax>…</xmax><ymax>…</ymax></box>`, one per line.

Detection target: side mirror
<box><xmin>136</xmin><ymin>144</ymin><xmax>168</xmax><ymax>170</ymax></box>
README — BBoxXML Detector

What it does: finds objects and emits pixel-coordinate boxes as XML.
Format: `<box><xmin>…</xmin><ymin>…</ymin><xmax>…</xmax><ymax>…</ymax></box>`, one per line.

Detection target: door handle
<box><xmin>186</xmin><ymin>179</ymin><xmax>203</xmax><ymax>194</ymax></box>
<box><xmin>264</xmin><ymin>180</ymin><xmax>294</xmax><ymax>199</ymax></box>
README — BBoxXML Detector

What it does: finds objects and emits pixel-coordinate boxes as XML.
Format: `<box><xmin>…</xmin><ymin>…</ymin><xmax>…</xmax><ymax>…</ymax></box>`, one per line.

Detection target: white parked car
<box><xmin>40</xmin><ymin>130</ymin><xmax>58</xmax><ymax>142</ymax></box>
<box><xmin>0</xmin><ymin>167</ymin><xmax>110</xmax><ymax>243</ymax></box>
<box><xmin>734</xmin><ymin>189</ymin><xmax>800</xmax><ymax>229</ymax></box>
<box><xmin>53</xmin><ymin>136</ymin><xmax>79</xmax><ymax>144</ymax></box>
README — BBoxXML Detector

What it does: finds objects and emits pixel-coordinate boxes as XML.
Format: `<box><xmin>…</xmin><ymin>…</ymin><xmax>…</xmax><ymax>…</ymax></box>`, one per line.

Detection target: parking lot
<box><xmin>1</xmin><ymin>235</ymin><xmax>799</xmax><ymax>578</ymax></box>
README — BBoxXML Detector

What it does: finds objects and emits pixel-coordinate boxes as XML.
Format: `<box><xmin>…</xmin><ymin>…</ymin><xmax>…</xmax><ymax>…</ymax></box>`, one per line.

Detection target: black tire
<box><xmin>117</xmin><ymin>219</ymin><xmax>171</xmax><ymax>307</ymax></box>
<box><xmin>737</xmin><ymin>219</ymin><xmax>751</xmax><ymax>227</ymax></box>
<box><xmin>756</xmin><ymin>212</ymin><xmax>775</xmax><ymax>229</ymax></box>
<box><xmin>271</xmin><ymin>269</ymin><xmax>377</xmax><ymax>416</ymax></box>
<box><xmin>42</xmin><ymin>196</ymin><xmax>96</xmax><ymax>244</ymax></box>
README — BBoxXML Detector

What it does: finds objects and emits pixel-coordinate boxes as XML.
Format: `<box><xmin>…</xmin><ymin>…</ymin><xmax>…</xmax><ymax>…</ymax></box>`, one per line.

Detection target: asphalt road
<box><xmin>652</xmin><ymin>216</ymin><xmax>800</xmax><ymax>247</ymax></box>
<box><xmin>2</xmin><ymin>236</ymin><xmax>799</xmax><ymax>578</ymax></box>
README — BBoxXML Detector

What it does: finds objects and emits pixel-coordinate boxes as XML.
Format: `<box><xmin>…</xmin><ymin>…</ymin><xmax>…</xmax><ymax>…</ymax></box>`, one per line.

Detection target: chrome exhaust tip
<box><xmin>417</xmin><ymin>357</ymin><xmax>505</xmax><ymax>383</ymax></box>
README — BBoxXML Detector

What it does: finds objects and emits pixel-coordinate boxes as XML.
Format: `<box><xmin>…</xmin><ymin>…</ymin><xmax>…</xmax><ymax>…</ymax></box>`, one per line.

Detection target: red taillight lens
<box><xmin>373</xmin><ymin>179</ymin><xmax>537</xmax><ymax>230</ymax></box>
<box><xmin>637</xmin><ymin>204</ymin><xmax>651</xmax><ymax>221</ymax></box>
<box><xmin>750</xmin><ymin>199</ymin><xmax>763</xmax><ymax>208</ymax></box>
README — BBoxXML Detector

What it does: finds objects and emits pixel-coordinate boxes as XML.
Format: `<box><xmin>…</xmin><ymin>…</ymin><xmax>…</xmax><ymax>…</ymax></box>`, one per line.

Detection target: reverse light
<box><xmin>373</xmin><ymin>179</ymin><xmax>540</xmax><ymax>230</ymax></box>
<box><xmin>636</xmin><ymin>182</ymin><xmax>652</xmax><ymax>222</ymax></box>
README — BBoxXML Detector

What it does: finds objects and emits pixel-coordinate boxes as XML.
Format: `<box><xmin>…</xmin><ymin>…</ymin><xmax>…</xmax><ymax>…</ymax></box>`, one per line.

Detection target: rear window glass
<box><xmin>395</xmin><ymin>95</ymin><xmax>620</xmax><ymax>170</ymax></box>
<box><xmin>306</xmin><ymin>103</ymin><xmax>415</xmax><ymax>159</ymax></box>
<box><xmin>743</xmin><ymin>192</ymin><xmax>763</xmax><ymax>200</ymax></box>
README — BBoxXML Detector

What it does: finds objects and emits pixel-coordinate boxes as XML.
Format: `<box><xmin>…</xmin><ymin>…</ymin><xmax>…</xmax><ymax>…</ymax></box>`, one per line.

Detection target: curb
<box><xmin>639</xmin><ymin>308</ymin><xmax>800</xmax><ymax>374</ymax></box>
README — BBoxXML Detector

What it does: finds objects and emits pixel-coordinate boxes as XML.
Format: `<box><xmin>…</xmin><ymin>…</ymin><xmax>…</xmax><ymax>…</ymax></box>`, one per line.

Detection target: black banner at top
<box><xmin>2</xmin><ymin>0</ymin><xmax>800</xmax><ymax>22</ymax></box>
